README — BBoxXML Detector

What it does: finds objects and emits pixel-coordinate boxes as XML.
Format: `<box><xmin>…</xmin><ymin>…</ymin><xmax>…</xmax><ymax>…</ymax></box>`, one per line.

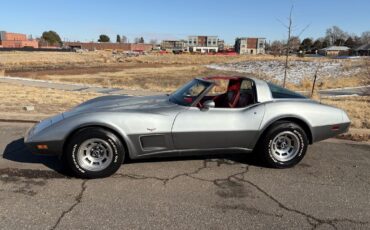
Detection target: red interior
<box><xmin>198</xmin><ymin>76</ymin><xmax>255</xmax><ymax>108</ymax></box>
<box><xmin>226</xmin><ymin>79</ymin><xmax>242</xmax><ymax>108</ymax></box>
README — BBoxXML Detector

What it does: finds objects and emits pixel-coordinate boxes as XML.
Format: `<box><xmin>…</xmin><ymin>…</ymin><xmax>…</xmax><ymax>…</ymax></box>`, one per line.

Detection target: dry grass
<box><xmin>28</xmin><ymin>65</ymin><xmax>250</xmax><ymax>92</ymax></box>
<box><xmin>321</xmin><ymin>96</ymin><xmax>370</xmax><ymax>129</ymax></box>
<box><xmin>125</xmin><ymin>53</ymin><xmax>288</xmax><ymax>65</ymax></box>
<box><xmin>0</xmin><ymin>82</ymin><xmax>99</xmax><ymax>116</ymax></box>
<box><xmin>0</xmin><ymin>51</ymin><xmax>336</xmax><ymax>70</ymax></box>
<box><xmin>322</xmin><ymin>96</ymin><xmax>369</xmax><ymax>142</ymax></box>
<box><xmin>286</xmin><ymin>74</ymin><xmax>368</xmax><ymax>93</ymax></box>
<box><xmin>0</xmin><ymin>51</ymin><xmax>110</xmax><ymax>70</ymax></box>
<box><xmin>4</xmin><ymin>52</ymin><xmax>367</xmax><ymax>93</ymax></box>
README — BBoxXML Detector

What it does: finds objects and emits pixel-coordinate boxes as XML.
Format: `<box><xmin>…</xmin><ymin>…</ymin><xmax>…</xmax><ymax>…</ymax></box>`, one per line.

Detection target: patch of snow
<box><xmin>207</xmin><ymin>60</ymin><xmax>362</xmax><ymax>84</ymax></box>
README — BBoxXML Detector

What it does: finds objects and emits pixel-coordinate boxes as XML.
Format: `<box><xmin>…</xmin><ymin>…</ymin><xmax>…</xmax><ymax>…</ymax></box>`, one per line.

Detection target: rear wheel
<box><xmin>64</xmin><ymin>127</ymin><xmax>125</xmax><ymax>178</ymax></box>
<box><xmin>260</xmin><ymin>122</ymin><xmax>308</xmax><ymax>168</ymax></box>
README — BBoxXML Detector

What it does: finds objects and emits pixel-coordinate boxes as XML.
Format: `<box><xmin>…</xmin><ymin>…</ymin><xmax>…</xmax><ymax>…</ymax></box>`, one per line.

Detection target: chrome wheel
<box><xmin>76</xmin><ymin>138</ymin><xmax>113</xmax><ymax>171</ymax></box>
<box><xmin>270</xmin><ymin>131</ymin><xmax>300</xmax><ymax>162</ymax></box>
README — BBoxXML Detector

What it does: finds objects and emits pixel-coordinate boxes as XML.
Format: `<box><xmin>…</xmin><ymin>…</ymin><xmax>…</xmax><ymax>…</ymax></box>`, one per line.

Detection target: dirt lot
<box><xmin>0</xmin><ymin>51</ymin><xmax>369</xmax><ymax>142</ymax></box>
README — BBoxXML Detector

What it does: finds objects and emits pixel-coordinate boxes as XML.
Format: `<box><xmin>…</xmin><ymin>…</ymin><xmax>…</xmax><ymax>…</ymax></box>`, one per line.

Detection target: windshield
<box><xmin>169</xmin><ymin>79</ymin><xmax>211</xmax><ymax>106</ymax></box>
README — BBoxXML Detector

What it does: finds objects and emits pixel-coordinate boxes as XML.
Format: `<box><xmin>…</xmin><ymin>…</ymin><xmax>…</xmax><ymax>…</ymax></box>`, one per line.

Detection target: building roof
<box><xmin>354</xmin><ymin>44</ymin><xmax>370</xmax><ymax>51</ymax></box>
<box><xmin>237</xmin><ymin>37</ymin><xmax>266</xmax><ymax>40</ymax></box>
<box><xmin>322</xmin><ymin>46</ymin><xmax>350</xmax><ymax>51</ymax></box>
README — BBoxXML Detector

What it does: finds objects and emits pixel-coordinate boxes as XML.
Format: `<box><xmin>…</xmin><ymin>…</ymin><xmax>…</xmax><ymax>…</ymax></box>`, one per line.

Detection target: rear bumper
<box><xmin>312</xmin><ymin>122</ymin><xmax>350</xmax><ymax>142</ymax></box>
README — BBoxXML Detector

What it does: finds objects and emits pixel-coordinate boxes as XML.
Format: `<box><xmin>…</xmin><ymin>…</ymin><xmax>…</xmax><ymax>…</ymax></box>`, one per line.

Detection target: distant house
<box><xmin>217</xmin><ymin>39</ymin><xmax>225</xmax><ymax>51</ymax></box>
<box><xmin>186</xmin><ymin>36</ymin><xmax>219</xmax><ymax>53</ymax></box>
<box><xmin>235</xmin><ymin>37</ymin><xmax>265</xmax><ymax>55</ymax></box>
<box><xmin>353</xmin><ymin>44</ymin><xmax>370</xmax><ymax>56</ymax></box>
<box><xmin>318</xmin><ymin>46</ymin><xmax>350</xmax><ymax>56</ymax></box>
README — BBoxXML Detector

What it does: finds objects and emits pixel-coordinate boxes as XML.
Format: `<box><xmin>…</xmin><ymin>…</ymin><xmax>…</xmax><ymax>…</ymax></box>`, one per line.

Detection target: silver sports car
<box><xmin>24</xmin><ymin>76</ymin><xmax>350</xmax><ymax>178</ymax></box>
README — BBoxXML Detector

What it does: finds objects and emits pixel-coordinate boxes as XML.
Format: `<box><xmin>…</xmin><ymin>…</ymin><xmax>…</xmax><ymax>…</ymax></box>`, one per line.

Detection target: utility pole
<box><xmin>311</xmin><ymin>64</ymin><xmax>320</xmax><ymax>98</ymax></box>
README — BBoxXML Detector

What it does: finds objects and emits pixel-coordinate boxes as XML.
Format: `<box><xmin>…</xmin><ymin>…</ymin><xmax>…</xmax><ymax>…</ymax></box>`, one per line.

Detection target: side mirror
<box><xmin>202</xmin><ymin>100</ymin><xmax>215</xmax><ymax>109</ymax></box>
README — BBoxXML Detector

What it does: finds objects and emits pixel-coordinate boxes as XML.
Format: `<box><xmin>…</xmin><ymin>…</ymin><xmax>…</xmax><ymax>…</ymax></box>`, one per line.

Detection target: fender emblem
<box><xmin>147</xmin><ymin>128</ymin><xmax>156</xmax><ymax>132</ymax></box>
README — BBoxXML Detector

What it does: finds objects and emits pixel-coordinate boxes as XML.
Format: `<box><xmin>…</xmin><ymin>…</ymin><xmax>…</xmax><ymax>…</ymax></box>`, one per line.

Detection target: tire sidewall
<box><xmin>263</xmin><ymin>122</ymin><xmax>308</xmax><ymax>168</ymax></box>
<box><xmin>66</xmin><ymin>128</ymin><xmax>124</xmax><ymax>178</ymax></box>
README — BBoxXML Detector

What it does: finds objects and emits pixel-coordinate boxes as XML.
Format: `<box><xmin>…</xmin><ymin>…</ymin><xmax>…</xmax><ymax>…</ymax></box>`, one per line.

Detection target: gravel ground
<box><xmin>207</xmin><ymin>60</ymin><xmax>363</xmax><ymax>83</ymax></box>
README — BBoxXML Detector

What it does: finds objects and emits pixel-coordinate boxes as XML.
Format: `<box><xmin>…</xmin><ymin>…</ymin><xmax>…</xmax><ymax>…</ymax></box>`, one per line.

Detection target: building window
<box><xmin>213</xmin><ymin>41</ymin><xmax>216</xmax><ymax>45</ymax></box>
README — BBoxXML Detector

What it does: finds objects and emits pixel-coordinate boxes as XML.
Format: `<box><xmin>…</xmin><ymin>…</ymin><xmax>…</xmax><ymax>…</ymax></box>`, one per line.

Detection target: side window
<box><xmin>206</xmin><ymin>79</ymin><xmax>228</xmax><ymax>96</ymax></box>
<box><xmin>268</xmin><ymin>83</ymin><xmax>306</xmax><ymax>99</ymax></box>
<box><xmin>241</xmin><ymin>80</ymin><xmax>253</xmax><ymax>90</ymax></box>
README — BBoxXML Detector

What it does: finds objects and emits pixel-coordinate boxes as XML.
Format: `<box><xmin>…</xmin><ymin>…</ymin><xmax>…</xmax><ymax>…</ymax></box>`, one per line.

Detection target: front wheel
<box><xmin>260</xmin><ymin>122</ymin><xmax>308</xmax><ymax>168</ymax></box>
<box><xmin>64</xmin><ymin>127</ymin><xmax>125</xmax><ymax>178</ymax></box>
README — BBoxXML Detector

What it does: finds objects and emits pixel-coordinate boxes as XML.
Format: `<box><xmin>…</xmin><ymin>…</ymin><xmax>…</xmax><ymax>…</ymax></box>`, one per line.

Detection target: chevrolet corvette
<box><xmin>24</xmin><ymin>76</ymin><xmax>350</xmax><ymax>178</ymax></box>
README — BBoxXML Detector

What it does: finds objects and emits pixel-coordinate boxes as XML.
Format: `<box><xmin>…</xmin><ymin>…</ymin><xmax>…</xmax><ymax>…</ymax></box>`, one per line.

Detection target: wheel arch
<box><xmin>62</xmin><ymin>124</ymin><xmax>130</xmax><ymax>159</ymax></box>
<box><xmin>257</xmin><ymin>116</ymin><xmax>313</xmax><ymax>145</ymax></box>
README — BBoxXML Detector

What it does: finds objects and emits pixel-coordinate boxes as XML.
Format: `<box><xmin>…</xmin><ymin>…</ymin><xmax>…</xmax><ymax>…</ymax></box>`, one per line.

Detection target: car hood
<box><xmin>63</xmin><ymin>94</ymin><xmax>182</xmax><ymax>117</ymax></box>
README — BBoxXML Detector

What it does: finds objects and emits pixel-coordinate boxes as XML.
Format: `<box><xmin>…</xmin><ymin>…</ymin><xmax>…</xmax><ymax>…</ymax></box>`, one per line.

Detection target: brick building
<box><xmin>0</xmin><ymin>31</ymin><xmax>38</xmax><ymax>48</ymax></box>
<box><xmin>64</xmin><ymin>42</ymin><xmax>153</xmax><ymax>52</ymax></box>
<box><xmin>235</xmin><ymin>37</ymin><xmax>265</xmax><ymax>54</ymax></box>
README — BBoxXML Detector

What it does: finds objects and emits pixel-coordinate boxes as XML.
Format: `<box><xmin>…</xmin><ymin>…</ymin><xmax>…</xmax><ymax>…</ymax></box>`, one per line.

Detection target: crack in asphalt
<box><xmin>227</xmin><ymin>167</ymin><xmax>368</xmax><ymax>230</ymax></box>
<box><xmin>113</xmin><ymin>159</ymin><xmax>368</xmax><ymax>229</ymax></box>
<box><xmin>50</xmin><ymin>180</ymin><xmax>87</xmax><ymax>230</ymax></box>
<box><xmin>114</xmin><ymin>161</ymin><xmax>208</xmax><ymax>185</ymax></box>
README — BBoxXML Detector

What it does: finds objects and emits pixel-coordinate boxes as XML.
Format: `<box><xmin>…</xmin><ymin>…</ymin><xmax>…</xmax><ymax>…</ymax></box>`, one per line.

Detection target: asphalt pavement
<box><xmin>0</xmin><ymin>122</ymin><xmax>369</xmax><ymax>230</ymax></box>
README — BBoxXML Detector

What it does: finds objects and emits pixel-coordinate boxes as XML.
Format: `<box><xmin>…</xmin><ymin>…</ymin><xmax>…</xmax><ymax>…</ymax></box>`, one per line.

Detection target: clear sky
<box><xmin>1</xmin><ymin>0</ymin><xmax>369</xmax><ymax>44</ymax></box>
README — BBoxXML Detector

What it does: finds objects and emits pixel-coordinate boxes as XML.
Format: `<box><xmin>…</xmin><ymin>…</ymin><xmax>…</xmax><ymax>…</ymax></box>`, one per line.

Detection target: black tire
<box><xmin>259</xmin><ymin>122</ymin><xmax>308</xmax><ymax>168</ymax></box>
<box><xmin>64</xmin><ymin>127</ymin><xmax>125</xmax><ymax>178</ymax></box>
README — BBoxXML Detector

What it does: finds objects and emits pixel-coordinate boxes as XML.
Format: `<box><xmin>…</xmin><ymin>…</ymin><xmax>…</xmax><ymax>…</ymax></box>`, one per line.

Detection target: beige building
<box><xmin>318</xmin><ymin>46</ymin><xmax>350</xmax><ymax>56</ymax></box>
<box><xmin>235</xmin><ymin>37</ymin><xmax>265</xmax><ymax>54</ymax></box>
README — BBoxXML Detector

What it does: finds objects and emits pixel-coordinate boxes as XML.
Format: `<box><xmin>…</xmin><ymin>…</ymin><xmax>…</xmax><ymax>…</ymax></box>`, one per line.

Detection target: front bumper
<box><xmin>24</xmin><ymin>114</ymin><xmax>64</xmax><ymax>156</ymax></box>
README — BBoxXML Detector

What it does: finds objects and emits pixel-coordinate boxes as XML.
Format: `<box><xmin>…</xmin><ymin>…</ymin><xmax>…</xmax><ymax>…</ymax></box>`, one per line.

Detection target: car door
<box><xmin>171</xmin><ymin>104</ymin><xmax>265</xmax><ymax>150</ymax></box>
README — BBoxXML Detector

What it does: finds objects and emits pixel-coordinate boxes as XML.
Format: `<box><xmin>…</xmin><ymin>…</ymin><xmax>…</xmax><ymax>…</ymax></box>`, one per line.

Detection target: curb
<box><xmin>0</xmin><ymin>119</ymin><xmax>39</xmax><ymax>124</ymax></box>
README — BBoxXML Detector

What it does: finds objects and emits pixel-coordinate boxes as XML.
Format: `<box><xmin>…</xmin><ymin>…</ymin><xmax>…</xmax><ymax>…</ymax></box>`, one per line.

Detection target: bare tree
<box><xmin>134</xmin><ymin>37</ymin><xmax>141</xmax><ymax>44</ymax></box>
<box><xmin>121</xmin><ymin>35</ymin><xmax>128</xmax><ymax>43</ymax></box>
<box><xmin>289</xmin><ymin>36</ymin><xmax>301</xmax><ymax>52</ymax></box>
<box><xmin>277</xmin><ymin>5</ymin><xmax>309</xmax><ymax>88</ymax></box>
<box><xmin>325</xmin><ymin>26</ymin><xmax>348</xmax><ymax>46</ymax></box>
<box><xmin>270</xmin><ymin>40</ymin><xmax>284</xmax><ymax>56</ymax></box>
<box><xmin>149</xmin><ymin>39</ymin><xmax>158</xmax><ymax>45</ymax></box>
<box><xmin>361</xmin><ymin>31</ymin><xmax>370</xmax><ymax>44</ymax></box>
<box><xmin>278</xmin><ymin>5</ymin><xmax>293</xmax><ymax>88</ymax></box>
